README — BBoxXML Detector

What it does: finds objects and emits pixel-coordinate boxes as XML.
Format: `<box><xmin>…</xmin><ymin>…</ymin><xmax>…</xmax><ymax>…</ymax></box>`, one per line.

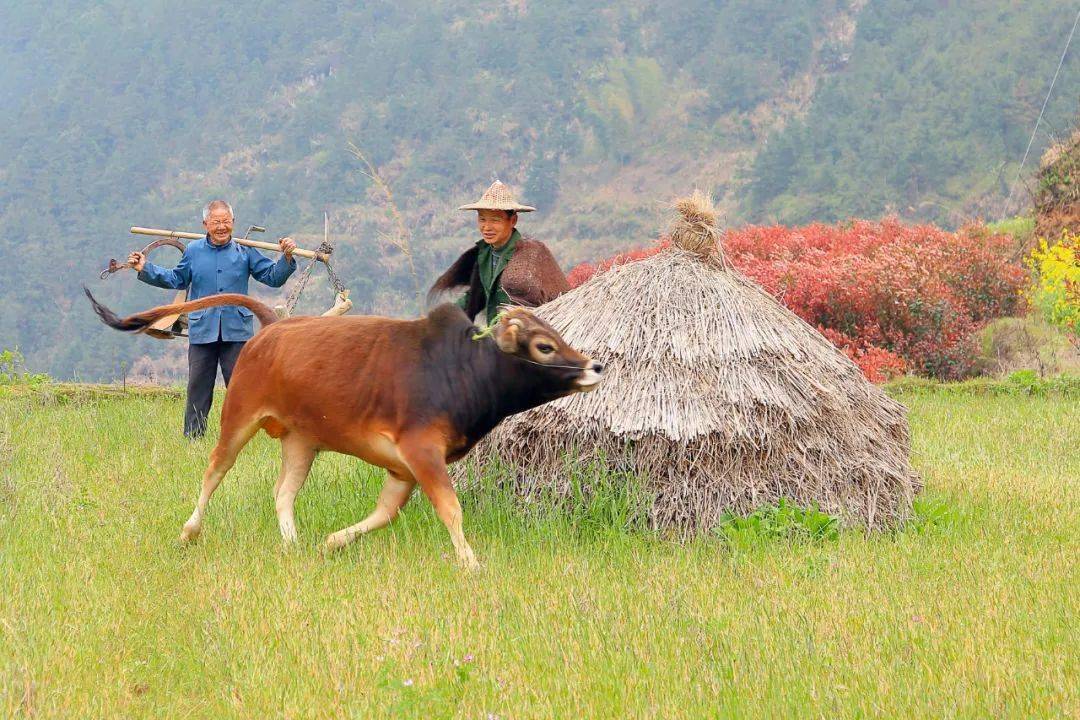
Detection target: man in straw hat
<box><xmin>429</xmin><ymin>180</ymin><xmax>569</xmax><ymax>324</ymax></box>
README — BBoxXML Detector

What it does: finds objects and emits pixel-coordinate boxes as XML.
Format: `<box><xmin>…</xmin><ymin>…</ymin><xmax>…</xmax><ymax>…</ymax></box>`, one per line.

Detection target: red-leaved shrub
<box><xmin>817</xmin><ymin>328</ymin><xmax>908</xmax><ymax>383</ymax></box>
<box><xmin>568</xmin><ymin>219</ymin><xmax>1026</xmax><ymax>380</ymax></box>
<box><xmin>565</xmin><ymin>241</ymin><xmax>671</xmax><ymax>288</ymax></box>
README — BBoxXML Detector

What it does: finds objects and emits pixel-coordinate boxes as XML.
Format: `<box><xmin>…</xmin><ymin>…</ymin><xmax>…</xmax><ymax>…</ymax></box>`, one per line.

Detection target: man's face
<box><xmin>477</xmin><ymin>210</ymin><xmax>516</xmax><ymax>248</ymax></box>
<box><xmin>203</xmin><ymin>207</ymin><xmax>234</xmax><ymax>246</ymax></box>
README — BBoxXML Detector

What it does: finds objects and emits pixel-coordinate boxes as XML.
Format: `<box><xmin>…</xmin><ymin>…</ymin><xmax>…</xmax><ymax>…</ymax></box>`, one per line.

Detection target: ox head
<box><xmin>486</xmin><ymin>307</ymin><xmax>604</xmax><ymax>393</ymax></box>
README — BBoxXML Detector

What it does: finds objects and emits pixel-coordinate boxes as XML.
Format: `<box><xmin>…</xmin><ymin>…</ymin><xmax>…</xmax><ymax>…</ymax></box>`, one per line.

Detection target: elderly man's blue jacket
<box><xmin>138</xmin><ymin>235</ymin><xmax>296</xmax><ymax>344</ymax></box>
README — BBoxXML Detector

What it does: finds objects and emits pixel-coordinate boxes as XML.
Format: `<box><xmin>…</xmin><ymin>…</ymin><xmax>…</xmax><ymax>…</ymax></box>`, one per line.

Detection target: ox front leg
<box><xmin>275</xmin><ymin>434</ymin><xmax>317</xmax><ymax>544</ymax></box>
<box><xmin>399</xmin><ymin>439</ymin><xmax>478</xmax><ymax>570</ymax></box>
<box><xmin>325</xmin><ymin>470</ymin><xmax>415</xmax><ymax>552</ymax></box>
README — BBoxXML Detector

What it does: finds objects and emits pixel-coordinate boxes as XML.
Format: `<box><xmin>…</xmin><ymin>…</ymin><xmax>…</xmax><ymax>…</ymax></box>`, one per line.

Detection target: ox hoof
<box><xmin>279</xmin><ymin>524</ymin><xmax>298</xmax><ymax>546</ymax></box>
<box><xmin>324</xmin><ymin>532</ymin><xmax>348</xmax><ymax>553</ymax></box>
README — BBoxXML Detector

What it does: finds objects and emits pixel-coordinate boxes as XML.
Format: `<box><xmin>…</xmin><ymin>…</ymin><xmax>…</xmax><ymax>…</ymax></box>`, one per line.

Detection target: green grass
<box><xmin>986</xmin><ymin>215</ymin><xmax>1036</xmax><ymax>245</ymax></box>
<box><xmin>1</xmin><ymin>388</ymin><xmax>1077</xmax><ymax>718</ymax></box>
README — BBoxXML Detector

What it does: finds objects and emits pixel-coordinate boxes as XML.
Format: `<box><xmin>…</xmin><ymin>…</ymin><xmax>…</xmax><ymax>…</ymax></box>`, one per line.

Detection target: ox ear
<box><xmin>495</xmin><ymin>317</ymin><xmax>523</xmax><ymax>353</ymax></box>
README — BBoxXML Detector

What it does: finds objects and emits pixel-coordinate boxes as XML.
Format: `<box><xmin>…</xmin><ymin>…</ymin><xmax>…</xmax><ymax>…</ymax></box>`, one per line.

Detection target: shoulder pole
<box><xmin>129</xmin><ymin>227</ymin><xmax>332</xmax><ymax>263</ymax></box>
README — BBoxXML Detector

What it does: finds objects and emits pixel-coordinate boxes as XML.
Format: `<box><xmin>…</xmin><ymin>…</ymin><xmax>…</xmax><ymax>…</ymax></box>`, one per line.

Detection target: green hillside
<box><xmin>747</xmin><ymin>0</ymin><xmax>1080</xmax><ymax>224</ymax></box>
<box><xmin>1</xmin><ymin>0</ymin><xmax>1077</xmax><ymax>378</ymax></box>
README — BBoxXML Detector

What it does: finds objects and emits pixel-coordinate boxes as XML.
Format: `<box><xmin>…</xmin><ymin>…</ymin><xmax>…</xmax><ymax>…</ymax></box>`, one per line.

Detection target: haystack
<box><xmin>463</xmin><ymin>192</ymin><xmax>921</xmax><ymax>531</ymax></box>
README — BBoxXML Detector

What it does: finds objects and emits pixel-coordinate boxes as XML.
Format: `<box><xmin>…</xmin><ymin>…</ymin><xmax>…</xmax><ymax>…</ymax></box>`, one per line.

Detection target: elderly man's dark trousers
<box><xmin>184</xmin><ymin>340</ymin><xmax>246</xmax><ymax>438</ymax></box>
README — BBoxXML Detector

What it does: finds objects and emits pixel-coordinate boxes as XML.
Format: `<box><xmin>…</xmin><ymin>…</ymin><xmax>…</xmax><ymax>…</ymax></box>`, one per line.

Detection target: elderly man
<box><xmin>429</xmin><ymin>180</ymin><xmax>569</xmax><ymax>324</ymax></box>
<box><xmin>129</xmin><ymin>200</ymin><xmax>297</xmax><ymax>438</ymax></box>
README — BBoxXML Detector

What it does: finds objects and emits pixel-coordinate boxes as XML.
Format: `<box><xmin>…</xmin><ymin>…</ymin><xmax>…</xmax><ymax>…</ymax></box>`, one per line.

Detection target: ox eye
<box><xmin>536</xmin><ymin>343</ymin><xmax>555</xmax><ymax>355</ymax></box>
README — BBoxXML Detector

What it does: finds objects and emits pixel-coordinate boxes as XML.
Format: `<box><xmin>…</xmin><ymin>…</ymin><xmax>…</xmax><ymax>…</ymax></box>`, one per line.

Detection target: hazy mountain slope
<box><xmin>747</xmin><ymin>0</ymin><xmax>1080</xmax><ymax>224</ymax></box>
<box><xmin>0</xmin><ymin>1</ymin><xmax>1071</xmax><ymax>378</ymax></box>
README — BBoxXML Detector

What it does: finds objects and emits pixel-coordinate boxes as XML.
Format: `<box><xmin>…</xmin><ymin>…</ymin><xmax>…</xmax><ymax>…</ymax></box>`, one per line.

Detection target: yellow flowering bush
<box><xmin>1027</xmin><ymin>233</ymin><xmax>1080</xmax><ymax>340</ymax></box>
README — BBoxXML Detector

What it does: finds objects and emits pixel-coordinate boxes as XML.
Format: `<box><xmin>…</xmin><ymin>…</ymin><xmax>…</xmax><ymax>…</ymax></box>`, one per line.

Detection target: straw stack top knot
<box><xmin>668</xmin><ymin>190</ymin><xmax>725</xmax><ymax>264</ymax></box>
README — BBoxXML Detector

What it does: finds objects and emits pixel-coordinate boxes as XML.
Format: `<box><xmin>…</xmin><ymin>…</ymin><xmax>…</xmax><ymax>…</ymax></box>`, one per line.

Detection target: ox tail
<box><xmin>84</xmin><ymin>287</ymin><xmax>279</xmax><ymax>336</ymax></box>
<box><xmin>427</xmin><ymin>246</ymin><xmax>478</xmax><ymax>304</ymax></box>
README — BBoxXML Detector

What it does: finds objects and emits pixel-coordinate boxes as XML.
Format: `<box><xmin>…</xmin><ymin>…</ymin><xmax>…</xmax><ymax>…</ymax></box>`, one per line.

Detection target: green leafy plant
<box><xmin>0</xmin><ymin>348</ymin><xmax>49</xmax><ymax>386</ymax></box>
<box><xmin>1001</xmin><ymin>369</ymin><xmax>1080</xmax><ymax>396</ymax></box>
<box><xmin>714</xmin><ymin>499</ymin><xmax>841</xmax><ymax>544</ymax></box>
<box><xmin>909</xmin><ymin>496</ymin><xmax>958</xmax><ymax>534</ymax></box>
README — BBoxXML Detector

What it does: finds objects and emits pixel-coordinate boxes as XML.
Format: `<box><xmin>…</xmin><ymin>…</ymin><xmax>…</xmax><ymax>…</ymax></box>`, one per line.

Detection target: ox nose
<box><xmin>575</xmin><ymin>359</ymin><xmax>605</xmax><ymax>391</ymax></box>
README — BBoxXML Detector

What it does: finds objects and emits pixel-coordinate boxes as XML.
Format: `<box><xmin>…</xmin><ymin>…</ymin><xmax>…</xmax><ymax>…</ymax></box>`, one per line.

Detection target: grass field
<box><xmin>1</xmin><ymin>384</ymin><xmax>1077</xmax><ymax>718</ymax></box>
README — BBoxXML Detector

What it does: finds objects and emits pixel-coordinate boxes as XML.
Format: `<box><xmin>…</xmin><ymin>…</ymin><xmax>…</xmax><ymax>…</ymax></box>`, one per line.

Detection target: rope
<box><xmin>283</xmin><ymin>253</ymin><xmax>317</xmax><ymax>314</ymax></box>
<box><xmin>323</xmin><ymin>250</ymin><xmax>348</xmax><ymax>296</ymax></box>
<box><xmin>1003</xmin><ymin>5</ymin><xmax>1080</xmax><ymax>214</ymax></box>
<box><xmin>513</xmin><ymin>356</ymin><xmax>594</xmax><ymax>371</ymax></box>
<box><xmin>283</xmin><ymin>240</ymin><xmax>347</xmax><ymax>315</ymax></box>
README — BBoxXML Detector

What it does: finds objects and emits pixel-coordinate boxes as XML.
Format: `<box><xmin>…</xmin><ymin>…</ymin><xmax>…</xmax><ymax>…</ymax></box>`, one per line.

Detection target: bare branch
<box><xmin>348</xmin><ymin>142</ymin><xmax>422</xmax><ymax>310</ymax></box>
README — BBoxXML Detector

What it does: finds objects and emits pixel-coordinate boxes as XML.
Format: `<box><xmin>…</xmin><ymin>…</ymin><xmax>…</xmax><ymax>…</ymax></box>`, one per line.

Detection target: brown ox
<box><xmin>85</xmin><ymin>290</ymin><xmax>603</xmax><ymax>567</ymax></box>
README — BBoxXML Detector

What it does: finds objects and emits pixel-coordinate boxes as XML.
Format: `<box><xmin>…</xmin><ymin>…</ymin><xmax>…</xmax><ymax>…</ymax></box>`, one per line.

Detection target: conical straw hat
<box><xmin>458</xmin><ymin>180</ymin><xmax>536</xmax><ymax>212</ymax></box>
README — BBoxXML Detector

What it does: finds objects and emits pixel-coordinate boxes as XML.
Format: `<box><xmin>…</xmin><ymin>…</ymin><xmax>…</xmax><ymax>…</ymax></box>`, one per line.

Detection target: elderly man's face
<box><xmin>476</xmin><ymin>209</ymin><xmax>517</xmax><ymax>249</ymax></box>
<box><xmin>203</xmin><ymin>207</ymin><xmax>234</xmax><ymax>246</ymax></box>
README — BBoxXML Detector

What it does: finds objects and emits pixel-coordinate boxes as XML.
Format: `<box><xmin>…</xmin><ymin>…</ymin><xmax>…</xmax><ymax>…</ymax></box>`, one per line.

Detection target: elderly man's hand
<box><xmin>279</xmin><ymin>237</ymin><xmax>297</xmax><ymax>261</ymax></box>
<box><xmin>128</xmin><ymin>251</ymin><xmax>146</xmax><ymax>272</ymax></box>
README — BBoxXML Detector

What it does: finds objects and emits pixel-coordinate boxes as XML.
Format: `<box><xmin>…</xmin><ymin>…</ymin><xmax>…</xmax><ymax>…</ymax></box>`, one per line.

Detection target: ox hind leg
<box><xmin>179</xmin><ymin>418</ymin><xmax>260</xmax><ymax>544</ymax></box>
<box><xmin>398</xmin><ymin>437</ymin><xmax>478</xmax><ymax>570</ymax></box>
<box><xmin>325</xmin><ymin>469</ymin><xmax>415</xmax><ymax>552</ymax></box>
<box><xmin>274</xmin><ymin>433</ymin><xmax>317</xmax><ymax>544</ymax></box>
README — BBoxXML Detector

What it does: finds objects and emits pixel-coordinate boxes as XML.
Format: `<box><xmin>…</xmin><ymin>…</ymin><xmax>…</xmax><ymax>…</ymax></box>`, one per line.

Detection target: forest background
<box><xmin>2</xmin><ymin>0</ymin><xmax>1078</xmax><ymax>380</ymax></box>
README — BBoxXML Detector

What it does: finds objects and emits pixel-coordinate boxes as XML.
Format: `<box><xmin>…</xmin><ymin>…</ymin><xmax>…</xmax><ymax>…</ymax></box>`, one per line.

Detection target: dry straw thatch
<box><xmin>462</xmin><ymin>191</ymin><xmax>921</xmax><ymax>531</ymax></box>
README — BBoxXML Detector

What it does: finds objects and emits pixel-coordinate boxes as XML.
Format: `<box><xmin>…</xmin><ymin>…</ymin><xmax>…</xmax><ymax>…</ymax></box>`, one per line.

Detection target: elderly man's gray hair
<box><xmin>202</xmin><ymin>199</ymin><xmax>234</xmax><ymax>221</ymax></box>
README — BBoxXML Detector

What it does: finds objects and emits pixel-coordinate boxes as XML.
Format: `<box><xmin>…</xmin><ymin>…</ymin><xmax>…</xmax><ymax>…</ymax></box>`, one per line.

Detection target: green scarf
<box><xmin>458</xmin><ymin>229</ymin><xmax>520</xmax><ymax>323</ymax></box>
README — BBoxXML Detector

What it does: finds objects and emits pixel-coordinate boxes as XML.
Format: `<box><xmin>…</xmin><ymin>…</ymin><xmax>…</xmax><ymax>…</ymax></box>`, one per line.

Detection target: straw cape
<box><xmin>458</xmin><ymin>180</ymin><xmax>536</xmax><ymax>213</ymax></box>
<box><xmin>461</xmin><ymin>192</ymin><xmax>921</xmax><ymax>531</ymax></box>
